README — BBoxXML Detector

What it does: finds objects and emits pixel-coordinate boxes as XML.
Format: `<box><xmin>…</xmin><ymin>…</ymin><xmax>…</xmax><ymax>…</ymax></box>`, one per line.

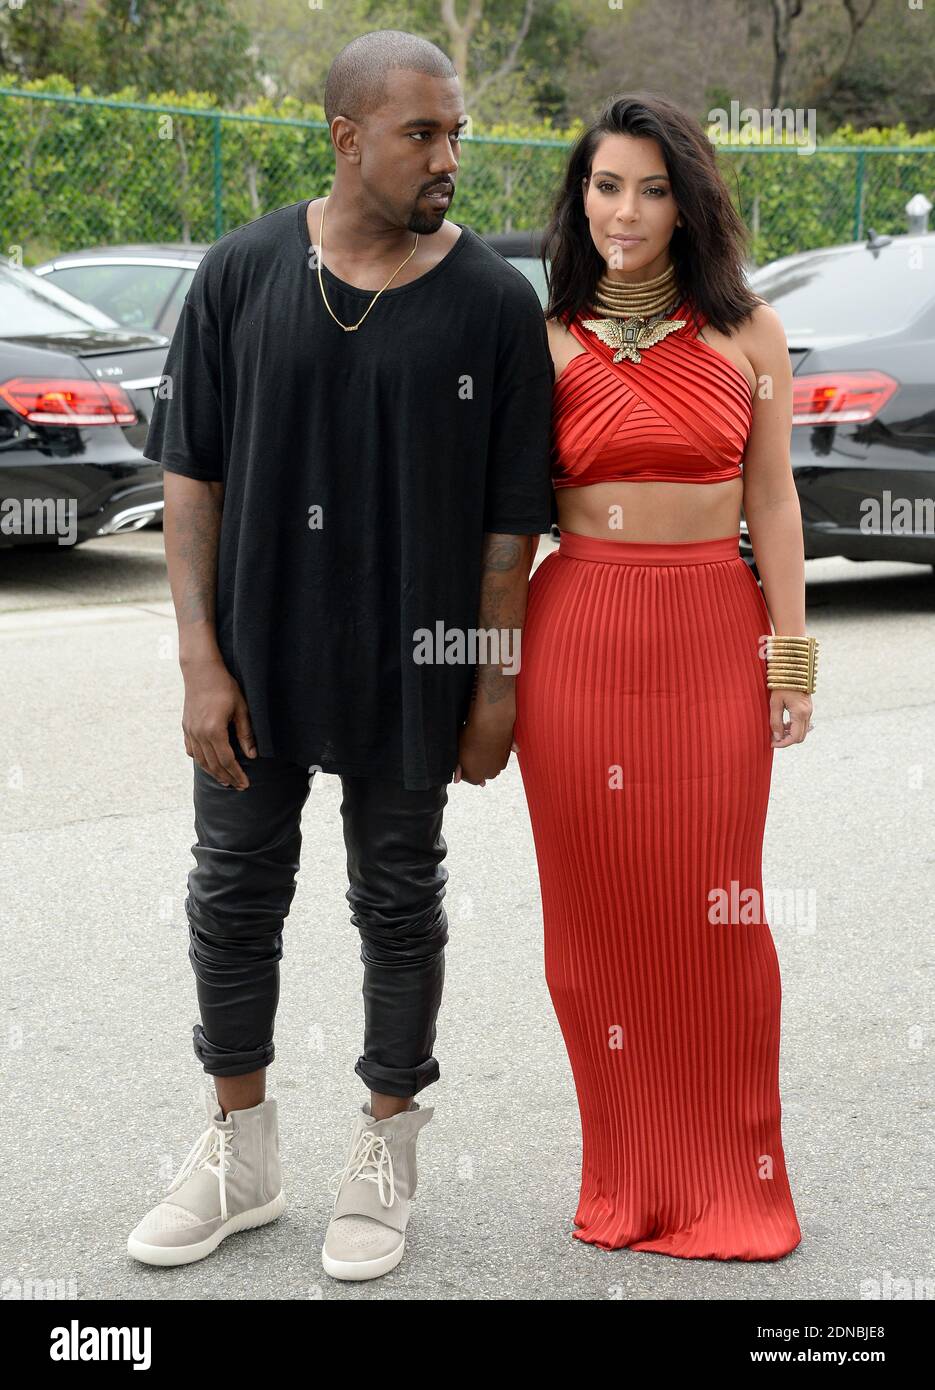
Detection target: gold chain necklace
<box><xmin>316</xmin><ymin>196</ymin><xmax>420</xmax><ymax>333</ymax></box>
<box><xmin>583</xmin><ymin>262</ymin><xmax>686</xmax><ymax>364</ymax></box>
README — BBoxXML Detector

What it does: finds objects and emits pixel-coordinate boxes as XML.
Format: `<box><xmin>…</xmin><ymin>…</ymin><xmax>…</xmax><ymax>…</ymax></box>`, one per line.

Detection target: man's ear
<box><xmin>331</xmin><ymin>116</ymin><xmax>362</xmax><ymax>165</ymax></box>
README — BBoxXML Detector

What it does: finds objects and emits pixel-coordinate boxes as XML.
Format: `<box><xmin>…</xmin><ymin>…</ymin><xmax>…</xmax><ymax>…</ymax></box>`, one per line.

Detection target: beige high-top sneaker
<box><xmin>127</xmin><ymin>1089</ymin><xmax>285</xmax><ymax>1266</ymax></box>
<box><xmin>321</xmin><ymin>1100</ymin><xmax>434</xmax><ymax>1281</ymax></box>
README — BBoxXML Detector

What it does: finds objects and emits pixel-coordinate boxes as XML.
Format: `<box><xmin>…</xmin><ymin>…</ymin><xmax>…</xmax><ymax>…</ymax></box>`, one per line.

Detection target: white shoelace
<box><xmin>328</xmin><ymin>1129</ymin><xmax>396</xmax><ymax>1209</ymax></box>
<box><xmin>166</xmin><ymin>1120</ymin><xmax>235</xmax><ymax>1223</ymax></box>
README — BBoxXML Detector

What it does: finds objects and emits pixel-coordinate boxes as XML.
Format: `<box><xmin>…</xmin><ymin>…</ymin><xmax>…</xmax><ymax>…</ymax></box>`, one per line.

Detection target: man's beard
<box><xmin>406</xmin><ymin>192</ymin><xmax>455</xmax><ymax>235</ymax></box>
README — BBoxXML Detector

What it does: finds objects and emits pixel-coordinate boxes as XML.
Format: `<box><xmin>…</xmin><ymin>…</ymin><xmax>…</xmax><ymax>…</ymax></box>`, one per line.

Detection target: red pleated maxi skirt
<box><xmin>514</xmin><ymin>531</ymin><xmax>802</xmax><ymax>1260</ymax></box>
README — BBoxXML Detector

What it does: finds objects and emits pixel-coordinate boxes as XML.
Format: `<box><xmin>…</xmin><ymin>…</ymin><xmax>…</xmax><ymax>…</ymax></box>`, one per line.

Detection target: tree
<box><xmin>402</xmin><ymin>0</ymin><xmax>587</xmax><ymax>124</ymax></box>
<box><xmin>0</xmin><ymin>0</ymin><xmax>258</xmax><ymax>105</ymax></box>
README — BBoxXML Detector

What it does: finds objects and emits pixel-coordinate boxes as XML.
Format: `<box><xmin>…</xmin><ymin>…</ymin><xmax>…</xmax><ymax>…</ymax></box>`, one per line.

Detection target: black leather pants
<box><xmin>183</xmin><ymin>734</ymin><xmax>449</xmax><ymax>1098</ymax></box>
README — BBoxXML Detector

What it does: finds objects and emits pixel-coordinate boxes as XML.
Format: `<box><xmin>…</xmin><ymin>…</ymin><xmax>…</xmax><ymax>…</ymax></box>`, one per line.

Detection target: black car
<box><xmin>747</xmin><ymin>232</ymin><xmax>935</xmax><ymax>568</ymax></box>
<box><xmin>482</xmin><ymin>230</ymin><xmax>549</xmax><ymax>306</ymax></box>
<box><xmin>0</xmin><ymin>260</ymin><xmax>168</xmax><ymax>548</ymax></box>
<box><xmin>32</xmin><ymin>244</ymin><xmax>208</xmax><ymax>337</ymax></box>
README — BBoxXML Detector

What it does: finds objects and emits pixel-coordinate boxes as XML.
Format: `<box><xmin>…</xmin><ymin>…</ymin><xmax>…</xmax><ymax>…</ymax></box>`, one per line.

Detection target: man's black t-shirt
<box><xmin>145</xmin><ymin>200</ymin><xmax>555</xmax><ymax>788</ymax></box>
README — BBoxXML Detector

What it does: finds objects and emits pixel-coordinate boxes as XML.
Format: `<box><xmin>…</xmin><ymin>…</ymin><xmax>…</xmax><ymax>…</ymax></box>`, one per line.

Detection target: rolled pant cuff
<box><xmin>193</xmin><ymin>1023</ymin><xmax>275</xmax><ymax>1076</ymax></box>
<box><xmin>354</xmin><ymin>1054</ymin><xmax>439</xmax><ymax>1098</ymax></box>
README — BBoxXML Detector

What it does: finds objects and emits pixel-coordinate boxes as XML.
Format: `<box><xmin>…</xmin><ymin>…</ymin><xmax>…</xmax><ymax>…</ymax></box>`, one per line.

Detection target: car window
<box><xmin>0</xmin><ymin>262</ymin><xmax>119</xmax><ymax>335</ymax></box>
<box><xmin>750</xmin><ymin>242</ymin><xmax>935</xmax><ymax>339</ymax></box>
<box><xmin>40</xmin><ymin>263</ymin><xmax>184</xmax><ymax>330</ymax></box>
<box><xmin>506</xmin><ymin>256</ymin><xmax>549</xmax><ymax>308</ymax></box>
<box><xmin>157</xmin><ymin>268</ymin><xmax>197</xmax><ymax>335</ymax></box>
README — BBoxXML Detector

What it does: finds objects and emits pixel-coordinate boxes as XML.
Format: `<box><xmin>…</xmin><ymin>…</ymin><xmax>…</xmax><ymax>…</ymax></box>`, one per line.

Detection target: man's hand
<box><xmin>453</xmin><ymin>703</ymin><xmax>516</xmax><ymax>786</ymax></box>
<box><xmin>181</xmin><ymin>654</ymin><xmax>257</xmax><ymax>789</ymax></box>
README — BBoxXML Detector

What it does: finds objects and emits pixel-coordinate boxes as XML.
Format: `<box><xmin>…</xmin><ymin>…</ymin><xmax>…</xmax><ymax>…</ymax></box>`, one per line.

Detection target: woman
<box><xmin>514</xmin><ymin>94</ymin><xmax>818</xmax><ymax>1260</ymax></box>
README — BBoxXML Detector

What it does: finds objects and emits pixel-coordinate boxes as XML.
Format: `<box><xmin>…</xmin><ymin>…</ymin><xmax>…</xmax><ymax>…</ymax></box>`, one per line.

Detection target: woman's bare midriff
<box><xmin>555</xmin><ymin>477</ymin><xmax>744</xmax><ymax>543</ymax></box>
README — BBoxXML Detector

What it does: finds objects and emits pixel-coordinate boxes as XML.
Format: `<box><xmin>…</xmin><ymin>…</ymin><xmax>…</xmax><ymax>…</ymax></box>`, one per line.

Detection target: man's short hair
<box><xmin>324</xmin><ymin>29</ymin><xmax>457</xmax><ymax>126</ymax></box>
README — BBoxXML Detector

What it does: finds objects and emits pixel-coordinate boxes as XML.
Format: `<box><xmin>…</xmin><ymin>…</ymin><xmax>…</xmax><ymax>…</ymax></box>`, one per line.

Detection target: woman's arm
<box><xmin>738</xmin><ymin>303</ymin><xmax>813</xmax><ymax>747</ymax></box>
<box><xmin>740</xmin><ymin>302</ymin><xmax>806</xmax><ymax>636</ymax></box>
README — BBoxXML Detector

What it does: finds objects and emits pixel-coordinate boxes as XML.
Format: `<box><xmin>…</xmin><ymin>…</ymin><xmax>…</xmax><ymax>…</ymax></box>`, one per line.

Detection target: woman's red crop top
<box><xmin>551</xmin><ymin>300</ymin><xmax>754</xmax><ymax>488</ymax></box>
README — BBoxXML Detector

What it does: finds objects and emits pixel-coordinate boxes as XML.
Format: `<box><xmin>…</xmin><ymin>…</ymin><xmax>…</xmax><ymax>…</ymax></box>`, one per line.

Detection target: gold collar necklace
<box><xmin>316</xmin><ymin>195</ymin><xmax>420</xmax><ymax>333</ymax></box>
<box><xmin>583</xmin><ymin>261</ymin><xmax>686</xmax><ymax>364</ymax></box>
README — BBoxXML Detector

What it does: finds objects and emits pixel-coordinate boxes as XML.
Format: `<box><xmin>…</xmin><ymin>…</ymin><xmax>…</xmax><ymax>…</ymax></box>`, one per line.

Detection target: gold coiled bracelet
<box><xmin>765</xmin><ymin>635</ymin><xmax>819</xmax><ymax>694</ymax></box>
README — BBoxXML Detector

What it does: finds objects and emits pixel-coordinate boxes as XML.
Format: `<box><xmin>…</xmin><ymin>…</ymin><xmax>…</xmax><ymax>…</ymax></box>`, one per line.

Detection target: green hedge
<box><xmin>1</xmin><ymin>77</ymin><xmax>933</xmax><ymax>266</ymax></box>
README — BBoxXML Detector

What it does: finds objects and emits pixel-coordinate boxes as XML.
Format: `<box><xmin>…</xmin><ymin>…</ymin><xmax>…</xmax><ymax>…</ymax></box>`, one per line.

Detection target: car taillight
<box><xmin>791</xmin><ymin>371</ymin><xmax>898</xmax><ymax>425</ymax></box>
<box><xmin>0</xmin><ymin>375</ymin><xmax>138</xmax><ymax>426</ymax></box>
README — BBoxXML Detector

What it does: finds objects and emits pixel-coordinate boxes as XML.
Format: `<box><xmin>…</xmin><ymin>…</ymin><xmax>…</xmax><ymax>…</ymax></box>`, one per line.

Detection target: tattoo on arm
<box><xmin>473</xmin><ymin>533</ymin><xmax>531</xmax><ymax>709</ymax></box>
<box><xmin>483</xmin><ymin>535</ymin><xmax>523</xmax><ymax>574</ymax></box>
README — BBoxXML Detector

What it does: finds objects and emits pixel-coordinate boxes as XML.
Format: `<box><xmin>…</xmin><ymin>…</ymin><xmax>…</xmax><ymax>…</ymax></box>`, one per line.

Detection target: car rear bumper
<box><xmin>740</xmin><ymin>513</ymin><xmax>935</xmax><ymax>566</ymax></box>
<box><xmin>85</xmin><ymin>484</ymin><xmax>164</xmax><ymax>540</ymax></box>
<box><xmin>0</xmin><ymin>461</ymin><xmax>163</xmax><ymax>548</ymax></box>
<box><xmin>740</xmin><ymin>436</ymin><xmax>935</xmax><ymax>567</ymax></box>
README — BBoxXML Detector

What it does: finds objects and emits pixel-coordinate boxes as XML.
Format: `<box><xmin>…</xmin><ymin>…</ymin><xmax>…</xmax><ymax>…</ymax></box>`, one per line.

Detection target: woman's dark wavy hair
<box><xmin>543</xmin><ymin>92</ymin><xmax>760</xmax><ymax>335</ymax></box>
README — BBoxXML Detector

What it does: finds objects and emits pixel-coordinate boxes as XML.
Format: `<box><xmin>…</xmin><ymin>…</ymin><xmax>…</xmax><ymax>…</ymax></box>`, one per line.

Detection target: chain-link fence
<box><xmin>2</xmin><ymin>88</ymin><xmax>933</xmax><ymax>268</ymax></box>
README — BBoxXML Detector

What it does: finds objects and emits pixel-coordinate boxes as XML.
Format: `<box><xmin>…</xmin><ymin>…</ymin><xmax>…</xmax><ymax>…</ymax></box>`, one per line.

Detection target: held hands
<box><xmin>770</xmin><ymin>689</ymin><xmax>814</xmax><ymax>748</ymax></box>
<box><xmin>181</xmin><ymin>655</ymin><xmax>257</xmax><ymax>789</ymax></box>
<box><xmin>452</xmin><ymin>705</ymin><xmax>516</xmax><ymax>786</ymax></box>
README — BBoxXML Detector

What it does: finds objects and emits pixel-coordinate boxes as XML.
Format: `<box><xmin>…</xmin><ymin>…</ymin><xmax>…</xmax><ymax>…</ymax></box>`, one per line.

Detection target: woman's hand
<box><xmin>769</xmin><ymin>689</ymin><xmax>813</xmax><ymax>748</ymax></box>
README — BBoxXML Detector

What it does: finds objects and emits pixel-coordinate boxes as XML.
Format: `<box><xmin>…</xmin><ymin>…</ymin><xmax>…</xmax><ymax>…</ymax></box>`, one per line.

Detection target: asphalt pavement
<box><xmin>0</xmin><ymin>530</ymin><xmax>932</xmax><ymax>1301</ymax></box>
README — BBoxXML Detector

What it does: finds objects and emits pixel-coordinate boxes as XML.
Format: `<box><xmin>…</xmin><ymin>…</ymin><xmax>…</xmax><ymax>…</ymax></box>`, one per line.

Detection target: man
<box><xmin>127</xmin><ymin>29</ymin><xmax>553</xmax><ymax>1280</ymax></box>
